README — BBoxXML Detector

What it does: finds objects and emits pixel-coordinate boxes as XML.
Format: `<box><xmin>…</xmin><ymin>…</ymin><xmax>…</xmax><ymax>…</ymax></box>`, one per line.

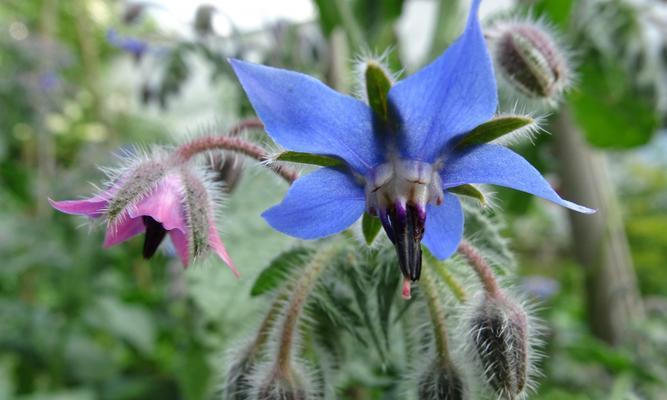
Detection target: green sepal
<box><xmin>250</xmin><ymin>247</ymin><xmax>313</xmax><ymax>296</ymax></box>
<box><xmin>457</xmin><ymin>115</ymin><xmax>534</xmax><ymax>147</ymax></box>
<box><xmin>275</xmin><ymin>151</ymin><xmax>342</xmax><ymax>167</ymax></box>
<box><xmin>448</xmin><ymin>184</ymin><xmax>486</xmax><ymax>205</ymax></box>
<box><xmin>361</xmin><ymin>212</ymin><xmax>382</xmax><ymax>245</ymax></box>
<box><xmin>364</xmin><ymin>62</ymin><xmax>393</xmax><ymax>119</ymax></box>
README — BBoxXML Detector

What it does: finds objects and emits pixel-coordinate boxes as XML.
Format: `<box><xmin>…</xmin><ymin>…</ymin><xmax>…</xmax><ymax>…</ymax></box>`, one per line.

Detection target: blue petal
<box><xmin>422</xmin><ymin>192</ymin><xmax>464</xmax><ymax>259</ymax></box>
<box><xmin>387</xmin><ymin>0</ymin><xmax>497</xmax><ymax>162</ymax></box>
<box><xmin>262</xmin><ymin>168</ymin><xmax>365</xmax><ymax>239</ymax></box>
<box><xmin>440</xmin><ymin>144</ymin><xmax>596</xmax><ymax>214</ymax></box>
<box><xmin>230</xmin><ymin>59</ymin><xmax>384</xmax><ymax>174</ymax></box>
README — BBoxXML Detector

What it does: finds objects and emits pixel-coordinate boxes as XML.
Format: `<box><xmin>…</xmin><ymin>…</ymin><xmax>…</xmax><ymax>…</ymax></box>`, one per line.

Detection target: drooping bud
<box><xmin>417</xmin><ymin>359</ymin><xmax>464</xmax><ymax>400</ymax></box>
<box><xmin>208</xmin><ymin>153</ymin><xmax>244</xmax><ymax>193</ymax></box>
<box><xmin>254</xmin><ymin>369</ymin><xmax>310</xmax><ymax>400</ymax></box>
<box><xmin>223</xmin><ymin>348</ymin><xmax>256</xmax><ymax>400</ymax></box>
<box><xmin>106</xmin><ymin>158</ymin><xmax>167</xmax><ymax>223</ymax></box>
<box><xmin>179</xmin><ymin>166</ymin><xmax>216</xmax><ymax>262</ymax></box>
<box><xmin>492</xmin><ymin>22</ymin><xmax>571</xmax><ymax>101</ymax></box>
<box><xmin>466</xmin><ymin>293</ymin><xmax>532</xmax><ymax>400</ymax></box>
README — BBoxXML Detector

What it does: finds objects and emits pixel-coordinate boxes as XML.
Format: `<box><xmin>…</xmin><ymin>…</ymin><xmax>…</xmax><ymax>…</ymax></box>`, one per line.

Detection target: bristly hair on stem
<box><xmin>172</xmin><ymin>119</ymin><xmax>299</xmax><ymax>184</ymax></box>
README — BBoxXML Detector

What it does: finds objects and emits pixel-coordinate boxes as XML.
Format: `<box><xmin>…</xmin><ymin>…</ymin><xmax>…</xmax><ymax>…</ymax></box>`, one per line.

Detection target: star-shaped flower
<box><xmin>230</xmin><ymin>0</ymin><xmax>593</xmax><ymax>282</ymax></box>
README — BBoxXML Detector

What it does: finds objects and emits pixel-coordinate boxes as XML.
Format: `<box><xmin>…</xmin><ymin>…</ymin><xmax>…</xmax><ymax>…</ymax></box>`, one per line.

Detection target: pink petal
<box><xmin>208</xmin><ymin>224</ymin><xmax>239</xmax><ymax>277</ymax></box>
<box><xmin>48</xmin><ymin>196</ymin><xmax>109</xmax><ymax>218</ymax></box>
<box><xmin>169</xmin><ymin>230</ymin><xmax>190</xmax><ymax>267</ymax></box>
<box><xmin>103</xmin><ymin>217</ymin><xmax>145</xmax><ymax>248</ymax></box>
<box><xmin>129</xmin><ymin>173</ymin><xmax>187</xmax><ymax>232</ymax></box>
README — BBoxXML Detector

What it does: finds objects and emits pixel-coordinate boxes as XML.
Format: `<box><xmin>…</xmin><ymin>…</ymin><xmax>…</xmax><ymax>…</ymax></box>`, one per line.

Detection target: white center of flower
<box><xmin>365</xmin><ymin>160</ymin><xmax>444</xmax><ymax>215</ymax></box>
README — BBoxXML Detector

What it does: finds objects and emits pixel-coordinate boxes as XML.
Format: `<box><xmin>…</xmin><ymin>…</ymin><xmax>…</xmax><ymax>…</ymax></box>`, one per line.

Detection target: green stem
<box><xmin>275</xmin><ymin>244</ymin><xmax>339</xmax><ymax>375</ymax></box>
<box><xmin>431</xmin><ymin>260</ymin><xmax>468</xmax><ymax>303</ymax></box>
<box><xmin>420</xmin><ymin>266</ymin><xmax>452</xmax><ymax>366</ymax></box>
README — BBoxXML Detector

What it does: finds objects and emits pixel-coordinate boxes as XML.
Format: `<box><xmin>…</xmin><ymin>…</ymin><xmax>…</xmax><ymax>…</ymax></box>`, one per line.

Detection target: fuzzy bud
<box><xmin>417</xmin><ymin>359</ymin><xmax>464</xmax><ymax>400</ymax></box>
<box><xmin>493</xmin><ymin>22</ymin><xmax>570</xmax><ymax>101</ymax></box>
<box><xmin>467</xmin><ymin>294</ymin><xmax>530</xmax><ymax>400</ymax></box>
<box><xmin>255</xmin><ymin>370</ymin><xmax>309</xmax><ymax>400</ymax></box>
<box><xmin>223</xmin><ymin>351</ymin><xmax>255</xmax><ymax>400</ymax></box>
<box><xmin>107</xmin><ymin>159</ymin><xmax>167</xmax><ymax>222</ymax></box>
<box><xmin>179</xmin><ymin>166</ymin><xmax>216</xmax><ymax>261</ymax></box>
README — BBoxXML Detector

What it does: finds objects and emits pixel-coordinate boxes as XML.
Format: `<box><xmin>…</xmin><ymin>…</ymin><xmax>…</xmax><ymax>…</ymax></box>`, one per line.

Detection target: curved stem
<box><xmin>433</xmin><ymin>261</ymin><xmax>468</xmax><ymax>303</ymax></box>
<box><xmin>420</xmin><ymin>266</ymin><xmax>452</xmax><ymax>366</ymax></box>
<box><xmin>275</xmin><ymin>244</ymin><xmax>339</xmax><ymax>375</ymax></box>
<box><xmin>173</xmin><ymin>120</ymin><xmax>298</xmax><ymax>183</ymax></box>
<box><xmin>457</xmin><ymin>240</ymin><xmax>501</xmax><ymax>297</ymax></box>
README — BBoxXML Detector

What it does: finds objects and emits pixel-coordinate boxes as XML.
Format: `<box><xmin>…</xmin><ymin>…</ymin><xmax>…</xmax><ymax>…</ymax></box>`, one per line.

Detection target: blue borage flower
<box><xmin>230</xmin><ymin>0</ymin><xmax>593</xmax><ymax>283</ymax></box>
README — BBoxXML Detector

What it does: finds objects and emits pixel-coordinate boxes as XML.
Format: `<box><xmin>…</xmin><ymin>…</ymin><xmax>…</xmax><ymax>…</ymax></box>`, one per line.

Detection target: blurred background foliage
<box><xmin>0</xmin><ymin>0</ymin><xmax>666</xmax><ymax>399</ymax></box>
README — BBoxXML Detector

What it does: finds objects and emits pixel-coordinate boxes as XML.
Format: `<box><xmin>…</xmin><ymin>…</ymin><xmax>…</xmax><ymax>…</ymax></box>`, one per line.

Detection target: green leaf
<box><xmin>312</xmin><ymin>0</ymin><xmax>342</xmax><ymax>36</ymax></box>
<box><xmin>457</xmin><ymin>115</ymin><xmax>534</xmax><ymax>147</ymax></box>
<box><xmin>275</xmin><ymin>151</ymin><xmax>342</xmax><ymax>167</ymax></box>
<box><xmin>532</xmin><ymin>0</ymin><xmax>575</xmax><ymax>29</ymax></box>
<box><xmin>365</xmin><ymin>62</ymin><xmax>393</xmax><ymax>119</ymax></box>
<box><xmin>362</xmin><ymin>212</ymin><xmax>382</xmax><ymax>245</ymax></box>
<box><xmin>569</xmin><ymin>56</ymin><xmax>659</xmax><ymax>149</ymax></box>
<box><xmin>251</xmin><ymin>247</ymin><xmax>313</xmax><ymax>296</ymax></box>
<box><xmin>448</xmin><ymin>184</ymin><xmax>487</xmax><ymax>205</ymax></box>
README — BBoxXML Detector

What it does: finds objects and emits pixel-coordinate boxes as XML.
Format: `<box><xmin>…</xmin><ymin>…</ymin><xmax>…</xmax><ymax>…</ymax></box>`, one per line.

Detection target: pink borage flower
<box><xmin>50</xmin><ymin>160</ymin><xmax>238</xmax><ymax>276</ymax></box>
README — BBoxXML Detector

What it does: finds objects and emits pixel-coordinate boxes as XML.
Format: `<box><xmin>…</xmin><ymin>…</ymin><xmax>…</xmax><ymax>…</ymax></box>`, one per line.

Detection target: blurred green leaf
<box><xmin>570</xmin><ymin>56</ymin><xmax>659</xmax><ymax>149</ymax></box>
<box><xmin>251</xmin><ymin>247</ymin><xmax>313</xmax><ymax>296</ymax></box>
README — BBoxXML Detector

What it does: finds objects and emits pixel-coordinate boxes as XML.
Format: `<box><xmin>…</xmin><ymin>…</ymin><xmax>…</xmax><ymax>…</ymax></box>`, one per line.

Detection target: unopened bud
<box><xmin>468</xmin><ymin>294</ymin><xmax>530</xmax><ymax>399</ymax></box>
<box><xmin>417</xmin><ymin>359</ymin><xmax>464</xmax><ymax>400</ymax></box>
<box><xmin>208</xmin><ymin>153</ymin><xmax>244</xmax><ymax>193</ymax></box>
<box><xmin>179</xmin><ymin>166</ymin><xmax>216</xmax><ymax>261</ymax></box>
<box><xmin>255</xmin><ymin>370</ymin><xmax>309</xmax><ymax>400</ymax></box>
<box><xmin>493</xmin><ymin>22</ymin><xmax>570</xmax><ymax>101</ymax></box>
<box><xmin>223</xmin><ymin>351</ymin><xmax>255</xmax><ymax>400</ymax></box>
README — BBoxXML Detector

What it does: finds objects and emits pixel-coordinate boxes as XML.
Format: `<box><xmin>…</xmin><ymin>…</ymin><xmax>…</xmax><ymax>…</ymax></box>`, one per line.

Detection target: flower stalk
<box><xmin>274</xmin><ymin>244</ymin><xmax>339</xmax><ymax>375</ymax></box>
<box><xmin>457</xmin><ymin>240</ymin><xmax>500</xmax><ymax>297</ymax></box>
<box><xmin>173</xmin><ymin>119</ymin><xmax>298</xmax><ymax>184</ymax></box>
<box><xmin>420</xmin><ymin>266</ymin><xmax>452</xmax><ymax>365</ymax></box>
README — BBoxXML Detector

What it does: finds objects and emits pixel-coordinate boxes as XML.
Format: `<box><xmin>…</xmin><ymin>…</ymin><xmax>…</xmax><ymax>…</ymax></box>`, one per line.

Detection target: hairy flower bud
<box><xmin>106</xmin><ymin>158</ymin><xmax>167</xmax><ymax>223</ymax></box>
<box><xmin>254</xmin><ymin>370</ymin><xmax>309</xmax><ymax>400</ymax></box>
<box><xmin>417</xmin><ymin>359</ymin><xmax>464</xmax><ymax>400</ymax></box>
<box><xmin>493</xmin><ymin>22</ymin><xmax>570</xmax><ymax>101</ymax></box>
<box><xmin>466</xmin><ymin>293</ymin><xmax>533</xmax><ymax>399</ymax></box>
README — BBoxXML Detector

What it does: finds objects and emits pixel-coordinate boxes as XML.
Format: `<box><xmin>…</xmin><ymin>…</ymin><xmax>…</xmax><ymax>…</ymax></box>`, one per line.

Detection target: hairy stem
<box><xmin>173</xmin><ymin>119</ymin><xmax>298</xmax><ymax>183</ymax></box>
<box><xmin>275</xmin><ymin>244</ymin><xmax>339</xmax><ymax>375</ymax></box>
<box><xmin>420</xmin><ymin>266</ymin><xmax>452</xmax><ymax>366</ymax></box>
<box><xmin>248</xmin><ymin>293</ymin><xmax>287</xmax><ymax>360</ymax></box>
<box><xmin>432</xmin><ymin>260</ymin><xmax>468</xmax><ymax>303</ymax></box>
<box><xmin>457</xmin><ymin>240</ymin><xmax>501</xmax><ymax>297</ymax></box>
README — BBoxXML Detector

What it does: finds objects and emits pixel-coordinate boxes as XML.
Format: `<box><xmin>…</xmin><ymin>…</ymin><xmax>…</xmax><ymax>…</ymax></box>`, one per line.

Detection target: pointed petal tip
<box><xmin>208</xmin><ymin>226</ymin><xmax>240</xmax><ymax>278</ymax></box>
<box><xmin>562</xmin><ymin>200</ymin><xmax>597</xmax><ymax>215</ymax></box>
<box><xmin>48</xmin><ymin>196</ymin><xmax>107</xmax><ymax>217</ymax></box>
